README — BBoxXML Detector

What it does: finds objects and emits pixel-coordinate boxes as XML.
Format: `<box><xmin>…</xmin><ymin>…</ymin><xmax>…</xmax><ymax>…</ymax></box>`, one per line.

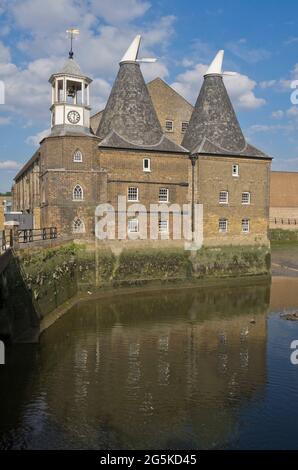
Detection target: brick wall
<box><xmin>269</xmin><ymin>171</ymin><xmax>298</xmax><ymax>229</ymax></box>
<box><xmin>99</xmin><ymin>147</ymin><xmax>190</xmax><ymax>239</ymax></box>
<box><xmin>39</xmin><ymin>134</ymin><xmax>106</xmax><ymax>235</ymax></box>
<box><xmin>197</xmin><ymin>155</ymin><xmax>271</xmax><ymax>246</ymax></box>
<box><xmin>147</xmin><ymin>78</ymin><xmax>193</xmax><ymax>146</ymax></box>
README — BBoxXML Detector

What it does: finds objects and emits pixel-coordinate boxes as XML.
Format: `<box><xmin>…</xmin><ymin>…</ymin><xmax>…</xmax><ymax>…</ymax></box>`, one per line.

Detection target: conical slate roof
<box><xmin>97</xmin><ymin>36</ymin><xmax>187</xmax><ymax>153</ymax></box>
<box><xmin>182</xmin><ymin>49</ymin><xmax>271</xmax><ymax>159</ymax></box>
<box><xmin>182</xmin><ymin>74</ymin><xmax>246</xmax><ymax>154</ymax></box>
<box><xmin>97</xmin><ymin>62</ymin><xmax>163</xmax><ymax>146</ymax></box>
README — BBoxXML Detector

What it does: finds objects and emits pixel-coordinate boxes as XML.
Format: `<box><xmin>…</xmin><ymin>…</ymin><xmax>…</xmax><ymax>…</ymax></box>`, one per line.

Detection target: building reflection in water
<box><xmin>13</xmin><ymin>282</ymin><xmax>268</xmax><ymax>450</ymax></box>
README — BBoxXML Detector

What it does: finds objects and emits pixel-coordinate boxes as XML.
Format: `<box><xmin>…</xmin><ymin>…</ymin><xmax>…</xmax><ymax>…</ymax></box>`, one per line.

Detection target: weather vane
<box><xmin>66</xmin><ymin>28</ymin><xmax>80</xmax><ymax>59</ymax></box>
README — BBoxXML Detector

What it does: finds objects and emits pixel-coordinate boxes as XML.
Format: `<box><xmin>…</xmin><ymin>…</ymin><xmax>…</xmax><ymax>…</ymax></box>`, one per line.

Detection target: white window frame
<box><xmin>159</xmin><ymin>187</ymin><xmax>169</xmax><ymax>203</ymax></box>
<box><xmin>73</xmin><ymin>149</ymin><xmax>83</xmax><ymax>162</ymax></box>
<box><xmin>73</xmin><ymin>184</ymin><xmax>84</xmax><ymax>201</ymax></box>
<box><xmin>127</xmin><ymin>186</ymin><xmax>139</xmax><ymax>201</ymax></box>
<box><xmin>242</xmin><ymin>218</ymin><xmax>250</xmax><ymax>233</ymax></box>
<box><xmin>181</xmin><ymin>121</ymin><xmax>189</xmax><ymax>133</ymax></box>
<box><xmin>158</xmin><ymin>219</ymin><xmax>169</xmax><ymax>233</ymax></box>
<box><xmin>72</xmin><ymin>218</ymin><xmax>85</xmax><ymax>234</ymax></box>
<box><xmin>219</xmin><ymin>190</ymin><xmax>229</xmax><ymax>204</ymax></box>
<box><xmin>165</xmin><ymin>120</ymin><xmax>174</xmax><ymax>132</ymax></box>
<box><xmin>128</xmin><ymin>218</ymin><xmax>139</xmax><ymax>233</ymax></box>
<box><xmin>143</xmin><ymin>158</ymin><xmax>151</xmax><ymax>172</ymax></box>
<box><xmin>219</xmin><ymin>218</ymin><xmax>228</xmax><ymax>233</ymax></box>
<box><xmin>242</xmin><ymin>192</ymin><xmax>251</xmax><ymax>205</ymax></box>
<box><xmin>232</xmin><ymin>164</ymin><xmax>239</xmax><ymax>177</ymax></box>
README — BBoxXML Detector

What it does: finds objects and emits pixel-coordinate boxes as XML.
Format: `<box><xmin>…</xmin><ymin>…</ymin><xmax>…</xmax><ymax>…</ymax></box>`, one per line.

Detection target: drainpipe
<box><xmin>189</xmin><ymin>154</ymin><xmax>198</xmax><ymax>239</ymax></box>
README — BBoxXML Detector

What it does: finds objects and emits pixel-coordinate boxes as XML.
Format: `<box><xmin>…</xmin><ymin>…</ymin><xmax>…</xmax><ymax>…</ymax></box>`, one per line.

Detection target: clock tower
<box><xmin>49</xmin><ymin>55</ymin><xmax>92</xmax><ymax>132</ymax></box>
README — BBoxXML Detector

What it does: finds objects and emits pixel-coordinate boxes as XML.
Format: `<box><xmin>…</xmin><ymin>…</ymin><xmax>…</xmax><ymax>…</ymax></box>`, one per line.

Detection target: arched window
<box><xmin>73</xmin><ymin>149</ymin><xmax>83</xmax><ymax>162</ymax></box>
<box><xmin>73</xmin><ymin>184</ymin><xmax>83</xmax><ymax>200</ymax></box>
<box><xmin>72</xmin><ymin>218</ymin><xmax>85</xmax><ymax>234</ymax></box>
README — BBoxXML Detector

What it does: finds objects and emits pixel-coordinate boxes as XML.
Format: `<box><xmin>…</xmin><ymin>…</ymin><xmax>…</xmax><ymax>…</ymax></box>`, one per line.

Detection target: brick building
<box><xmin>12</xmin><ymin>37</ymin><xmax>272</xmax><ymax>246</ymax></box>
<box><xmin>270</xmin><ymin>171</ymin><xmax>298</xmax><ymax>229</ymax></box>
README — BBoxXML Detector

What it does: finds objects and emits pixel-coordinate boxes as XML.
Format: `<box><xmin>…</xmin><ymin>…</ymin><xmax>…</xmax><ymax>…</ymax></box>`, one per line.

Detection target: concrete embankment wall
<box><xmin>0</xmin><ymin>242</ymin><xmax>271</xmax><ymax>342</ymax></box>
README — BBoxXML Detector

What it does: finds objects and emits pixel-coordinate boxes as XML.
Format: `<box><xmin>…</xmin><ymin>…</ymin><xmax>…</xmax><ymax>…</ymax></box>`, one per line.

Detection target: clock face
<box><xmin>67</xmin><ymin>110</ymin><xmax>80</xmax><ymax>124</ymax></box>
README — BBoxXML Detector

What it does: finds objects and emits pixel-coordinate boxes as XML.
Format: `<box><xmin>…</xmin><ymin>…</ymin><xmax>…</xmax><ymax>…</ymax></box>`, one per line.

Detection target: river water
<box><xmin>1</xmin><ymin>277</ymin><xmax>298</xmax><ymax>449</ymax></box>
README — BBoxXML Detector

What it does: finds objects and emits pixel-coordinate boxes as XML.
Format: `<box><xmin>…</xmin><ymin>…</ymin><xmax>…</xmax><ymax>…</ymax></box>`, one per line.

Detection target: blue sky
<box><xmin>1</xmin><ymin>0</ymin><xmax>298</xmax><ymax>192</ymax></box>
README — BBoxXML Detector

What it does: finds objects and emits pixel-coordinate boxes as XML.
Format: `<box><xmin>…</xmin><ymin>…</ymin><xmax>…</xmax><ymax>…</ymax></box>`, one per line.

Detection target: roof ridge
<box><xmin>147</xmin><ymin>77</ymin><xmax>194</xmax><ymax>108</ymax></box>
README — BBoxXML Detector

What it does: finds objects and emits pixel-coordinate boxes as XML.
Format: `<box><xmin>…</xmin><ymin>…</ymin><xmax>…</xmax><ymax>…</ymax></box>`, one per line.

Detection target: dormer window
<box><xmin>73</xmin><ymin>149</ymin><xmax>83</xmax><ymax>162</ymax></box>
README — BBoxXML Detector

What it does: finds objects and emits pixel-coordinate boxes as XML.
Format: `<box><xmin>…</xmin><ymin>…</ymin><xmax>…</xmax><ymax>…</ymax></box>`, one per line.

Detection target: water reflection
<box><xmin>1</xmin><ymin>279</ymin><xmax>298</xmax><ymax>449</ymax></box>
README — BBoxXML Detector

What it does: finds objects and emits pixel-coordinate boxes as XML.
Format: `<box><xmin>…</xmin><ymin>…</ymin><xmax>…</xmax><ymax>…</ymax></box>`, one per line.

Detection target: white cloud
<box><xmin>259</xmin><ymin>63</ymin><xmax>298</xmax><ymax>93</ymax></box>
<box><xmin>0</xmin><ymin>116</ymin><xmax>11</xmax><ymax>125</ymax></box>
<box><xmin>171</xmin><ymin>64</ymin><xmax>206</xmax><ymax>103</ymax></box>
<box><xmin>0</xmin><ymin>160</ymin><xmax>22</xmax><ymax>170</ymax></box>
<box><xmin>142</xmin><ymin>15</ymin><xmax>175</xmax><ymax>48</ymax></box>
<box><xmin>226</xmin><ymin>38</ymin><xmax>271</xmax><ymax>64</ymax></box>
<box><xmin>171</xmin><ymin>63</ymin><xmax>265</xmax><ymax>110</ymax></box>
<box><xmin>90</xmin><ymin>78</ymin><xmax>112</xmax><ymax>111</ymax></box>
<box><xmin>11</xmin><ymin>0</ymin><xmax>83</xmax><ymax>33</ymax></box>
<box><xmin>0</xmin><ymin>41</ymin><xmax>10</xmax><ymax>62</ymax></box>
<box><xmin>287</xmin><ymin>106</ymin><xmax>298</xmax><ymax>117</ymax></box>
<box><xmin>259</xmin><ymin>80</ymin><xmax>276</xmax><ymax>89</ymax></box>
<box><xmin>0</xmin><ymin>2</ymin><xmax>174</xmax><ymax>125</ymax></box>
<box><xmin>0</xmin><ymin>56</ymin><xmax>62</xmax><ymax>121</ymax></box>
<box><xmin>247</xmin><ymin>123</ymin><xmax>294</xmax><ymax>135</ymax></box>
<box><xmin>284</xmin><ymin>37</ymin><xmax>298</xmax><ymax>45</ymax></box>
<box><xmin>272</xmin><ymin>110</ymin><xmax>284</xmax><ymax>119</ymax></box>
<box><xmin>142</xmin><ymin>61</ymin><xmax>168</xmax><ymax>82</ymax></box>
<box><xmin>26</xmin><ymin>128</ymin><xmax>50</xmax><ymax>147</ymax></box>
<box><xmin>90</xmin><ymin>0</ymin><xmax>151</xmax><ymax>24</ymax></box>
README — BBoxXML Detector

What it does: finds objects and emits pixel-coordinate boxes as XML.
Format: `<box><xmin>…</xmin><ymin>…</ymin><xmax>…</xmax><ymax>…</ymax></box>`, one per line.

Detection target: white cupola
<box><xmin>49</xmin><ymin>54</ymin><xmax>92</xmax><ymax>131</ymax></box>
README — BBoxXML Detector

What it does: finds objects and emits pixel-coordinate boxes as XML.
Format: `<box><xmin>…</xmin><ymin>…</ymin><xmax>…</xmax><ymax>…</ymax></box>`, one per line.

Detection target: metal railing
<box><xmin>1</xmin><ymin>227</ymin><xmax>57</xmax><ymax>251</ymax></box>
<box><xmin>17</xmin><ymin>227</ymin><xmax>57</xmax><ymax>244</ymax></box>
<box><xmin>270</xmin><ymin>218</ymin><xmax>298</xmax><ymax>226</ymax></box>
